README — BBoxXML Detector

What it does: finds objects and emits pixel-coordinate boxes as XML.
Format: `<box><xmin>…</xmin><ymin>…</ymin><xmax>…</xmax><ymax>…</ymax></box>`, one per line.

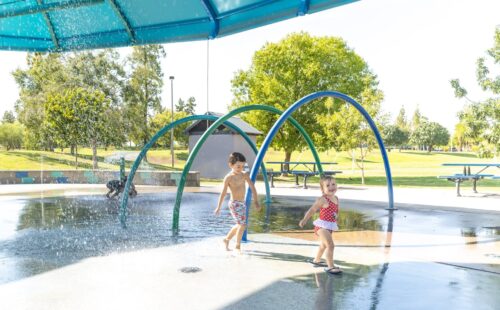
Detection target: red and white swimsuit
<box><xmin>313</xmin><ymin>195</ymin><xmax>339</xmax><ymax>234</ymax></box>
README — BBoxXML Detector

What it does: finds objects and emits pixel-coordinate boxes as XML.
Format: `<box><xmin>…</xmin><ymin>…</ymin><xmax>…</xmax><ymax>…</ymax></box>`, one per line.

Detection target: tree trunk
<box><xmin>75</xmin><ymin>145</ymin><xmax>78</xmax><ymax>170</ymax></box>
<box><xmin>360</xmin><ymin>157</ymin><xmax>365</xmax><ymax>185</ymax></box>
<box><xmin>143</xmin><ymin>106</ymin><xmax>148</xmax><ymax>147</ymax></box>
<box><xmin>71</xmin><ymin>145</ymin><xmax>75</xmax><ymax>155</ymax></box>
<box><xmin>283</xmin><ymin>151</ymin><xmax>292</xmax><ymax>174</ymax></box>
<box><xmin>359</xmin><ymin>146</ymin><xmax>366</xmax><ymax>185</ymax></box>
<box><xmin>92</xmin><ymin>139</ymin><xmax>98</xmax><ymax>170</ymax></box>
<box><xmin>354</xmin><ymin>146</ymin><xmax>366</xmax><ymax>185</ymax></box>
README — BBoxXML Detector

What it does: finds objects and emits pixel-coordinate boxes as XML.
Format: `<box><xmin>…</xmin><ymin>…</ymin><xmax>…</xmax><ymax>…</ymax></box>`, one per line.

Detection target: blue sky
<box><xmin>1</xmin><ymin>0</ymin><xmax>499</xmax><ymax>132</ymax></box>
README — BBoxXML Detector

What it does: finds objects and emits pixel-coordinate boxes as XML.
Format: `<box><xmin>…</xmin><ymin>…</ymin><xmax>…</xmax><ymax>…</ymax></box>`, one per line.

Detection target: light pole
<box><xmin>169</xmin><ymin>76</ymin><xmax>175</xmax><ymax>168</ymax></box>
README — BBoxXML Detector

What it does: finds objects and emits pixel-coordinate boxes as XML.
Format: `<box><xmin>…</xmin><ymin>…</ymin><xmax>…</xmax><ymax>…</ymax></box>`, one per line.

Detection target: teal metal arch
<box><xmin>119</xmin><ymin>114</ymin><xmax>272</xmax><ymax>227</ymax></box>
<box><xmin>173</xmin><ymin>104</ymin><xmax>324</xmax><ymax>232</ymax></box>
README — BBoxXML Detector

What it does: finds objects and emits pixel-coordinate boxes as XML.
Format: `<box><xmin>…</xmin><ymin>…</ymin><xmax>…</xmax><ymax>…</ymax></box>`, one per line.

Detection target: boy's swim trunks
<box><xmin>228</xmin><ymin>200</ymin><xmax>247</xmax><ymax>225</ymax></box>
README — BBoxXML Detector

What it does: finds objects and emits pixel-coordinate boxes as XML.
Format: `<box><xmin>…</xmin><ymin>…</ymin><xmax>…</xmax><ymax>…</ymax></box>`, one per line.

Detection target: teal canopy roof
<box><xmin>0</xmin><ymin>0</ymin><xmax>357</xmax><ymax>52</ymax></box>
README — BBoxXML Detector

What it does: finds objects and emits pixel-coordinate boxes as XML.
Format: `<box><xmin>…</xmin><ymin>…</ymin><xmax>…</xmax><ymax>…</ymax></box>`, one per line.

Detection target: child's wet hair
<box><xmin>228</xmin><ymin>152</ymin><xmax>246</xmax><ymax>164</ymax></box>
<box><xmin>319</xmin><ymin>175</ymin><xmax>336</xmax><ymax>194</ymax></box>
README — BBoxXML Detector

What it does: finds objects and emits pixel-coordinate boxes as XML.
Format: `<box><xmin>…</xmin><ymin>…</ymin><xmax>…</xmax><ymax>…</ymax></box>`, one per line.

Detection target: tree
<box><xmin>2</xmin><ymin>111</ymin><xmax>16</xmax><ymax>124</ymax></box>
<box><xmin>411</xmin><ymin>107</ymin><xmax>427</xmax><ymax>132</ymax></box>
<box><xmin>450</xmin><ymin>28</ymin><xmax>499</xmax><ymax>155</ymax></box>
<box><xmin>12</xmin><ymin>51</ymin><xmax>126</xmax><ymax>152</ymax></box>
<box><xmin>383</xmin><ymin>125</ymin><xmax>409</xmax><ymax>151</ymax></box>
<box><xmin>184</xmin><ymin>97</ymin><xmax>196</xmax><ymax>115</ymax></box>
<box><xmin>66</xmin><ymin>50</ymin><xmax>125</xmax><ymax>105</ymax></box>
<box><xmin>12</xmin><ymin>53</ymin><xmax>68</xmax><ymax>150</ymax></box>
<box><xmin>230</xmin><ymin>32</ymin><xmax>382</xmax><ymax>166</ymax></box>
<box><xmin>175</xmin><ymin>98</ymin><xmax>186</xmax><ymax>114</ymax></box>
<box><xmin>150</xmin><ymin>110</ymin><xmax>190</xmax><ymax>148</ymax></box>
<box><xmin>395</xmin><ymin>106</ymin><xmax>409</xmax><ymax>131</ymax></box>
<box><xmin>66</xmin><ymin>50</ymin><xmax>127</xmax><ymax>149</ymax></box>
<box><xmin>0</xmin><ymin>122</ymin><xmax>24</xmax><ymax>150</ymax></box>
<box><xmin>176</xmin><ymin>97</ymin><xmax>197</xmax><ymax>115</ymax></box>
<box><xmin>124</xmin><ymin>45</ymin><xmax>166</xmax><ymax>147</ymax></box>
<box><xmin>452</xmin><ymin>122</ymin><xmax>471</xmax><ymax>152</ymax></box>
<box><xmin>410</xmin><ymin>121</ymin><xmax>450</xmax><ymax>153</ymax></box>
<box><xmin>45</xmin><ymin>88</ymin><xmax>110</xmax><ymax>169</ymax></box>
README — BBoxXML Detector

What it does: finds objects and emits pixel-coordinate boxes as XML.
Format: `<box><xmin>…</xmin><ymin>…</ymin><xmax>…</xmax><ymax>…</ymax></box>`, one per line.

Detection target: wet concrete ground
<box><xmin>0</xmin><ymin>185</ymin><xmax>499</xmax><ymax>309</ymax></box>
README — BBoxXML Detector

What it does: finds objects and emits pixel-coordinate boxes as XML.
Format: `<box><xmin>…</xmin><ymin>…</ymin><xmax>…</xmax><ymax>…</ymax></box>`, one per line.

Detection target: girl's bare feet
<box><xmin>223</xmin><ymin>238</ymin><xmax>230</xmax><ymax>251</ymax></box>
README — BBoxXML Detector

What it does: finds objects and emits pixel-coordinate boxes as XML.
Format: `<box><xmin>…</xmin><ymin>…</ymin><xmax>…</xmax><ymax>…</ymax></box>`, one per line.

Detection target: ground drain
<box><xmin>179</xmin><ymin>267</ymin><xmax>202</xmax><ymax>273</ymax></box>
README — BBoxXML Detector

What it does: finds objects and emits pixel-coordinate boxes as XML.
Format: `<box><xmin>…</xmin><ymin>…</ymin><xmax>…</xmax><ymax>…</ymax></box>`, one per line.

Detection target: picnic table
<box><xmin>266</xmin><ymin>161</ymin><xmax>341</xmax><ymax>189</ymax></box>
<box><xmin>438</xmin><ymin>163</ymin><xmax>500</xmax><ymax>196</ymax></box>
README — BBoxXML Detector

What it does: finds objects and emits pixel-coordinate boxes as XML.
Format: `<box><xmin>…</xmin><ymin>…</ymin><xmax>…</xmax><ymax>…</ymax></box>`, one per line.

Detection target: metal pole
<box><xmin>169</xmin><ymin>76</ymin><xmax>175</xmax><ymax>168</ymax></box>
<box><xmin>206</xmin><ymin>39</ymin><xmax>210</xmax><ymax>129</ymax></box>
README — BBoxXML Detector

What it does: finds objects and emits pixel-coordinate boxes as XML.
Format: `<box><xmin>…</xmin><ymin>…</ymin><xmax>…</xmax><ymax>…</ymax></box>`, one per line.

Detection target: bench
<box><xmin>491</xmin><ymin>176</ymin><xmax>500</xmax><ymax>179</ymax></box>
<box><xmin>290</xmin><ymin>170</ymin><xmax>343</xmax><ymax>189</ymax></box>
<box><xmin>266</xmin><ymin>171</ymin><xmax>282</xmax><ymax>188</ymax></box>
<box><xmin>266</xmin><ymin>169</ymin><xmax>343</xmax><ymax>189</ymax></box>
<box><xmin>437</xmin><ymin>174</ymin><xmax>494</xmax><ymax>196</ymax></box>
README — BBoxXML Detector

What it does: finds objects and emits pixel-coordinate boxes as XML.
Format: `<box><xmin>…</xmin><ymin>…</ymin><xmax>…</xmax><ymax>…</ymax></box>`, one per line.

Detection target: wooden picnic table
<box><xmin>439</xmin><ymin>163</ymin><xmax>500</xmax><ymax>196</ymax></box>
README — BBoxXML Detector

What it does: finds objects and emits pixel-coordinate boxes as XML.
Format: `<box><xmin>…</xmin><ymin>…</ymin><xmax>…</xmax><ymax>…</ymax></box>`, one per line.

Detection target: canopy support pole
<box><xmin>298</xmin><ymin>0</ymin><xmax>310</xmax><ymax>15</ymax></box>
<box><xmin>200</xmin><ymin>0</ymin><xmax>219</xmax><ymax>38</ymax></box>
<box><xmin>108</xmin><ymin>0</ymin><xmax>136</xmax><ymax>44</ymax></box>
<box><xmin>36</xmin><ymin>0</ymin><xmax>60</xmax><ymax>49</ymax></box>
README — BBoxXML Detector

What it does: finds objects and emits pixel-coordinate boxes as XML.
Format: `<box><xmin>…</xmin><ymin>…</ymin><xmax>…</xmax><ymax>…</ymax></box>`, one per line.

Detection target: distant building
<box><xmin>185</xmin><ymin>112</ymin><xmax>262</xmax><ymax>179</ymax></box>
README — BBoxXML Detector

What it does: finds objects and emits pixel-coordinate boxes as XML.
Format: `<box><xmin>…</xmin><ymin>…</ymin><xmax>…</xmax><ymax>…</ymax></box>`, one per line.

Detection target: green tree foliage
<box><xmin>450</xmin><ymin>28</ymin><xmax>499</xmax><ymax>155</ymax></box>
<box><xmin>125</xmin><ymin>45</ymin><xmax>166</xmax><ymax>147</ymax></box>
<box><xmin>44</xmin><ymin>88</ymin><xmax>109</xmax><ymax>169</ymax></box>
<box><xmin>451</xmin><ymin>122</ymin><xmax>471</xmax><ymax>151</ymax></box>
<box><xmin>395</xmin><ymin>106</ymin><xmax>409</xmax><ymax>131</ymax></box>
<box><xmin>410</xmin><ymin>121</ymin><xmax>450</xmax><ymax>153</ymax></box>
<box><xmin>230</xmin><ymin>32</ymin><xmax>383</xmax><ymax>166</ymax></box>
<box><xmin>410</xmin><ymin>107</ymin><xmax>427</xmax><ymax>133</ymax></box>
<box><xmin>66</xmin><ymin>50</ymin><xmax>127</xmax><ymax>148</ymax></box>
<box><xmin>175</xmin><ymin>98</ymin><xmax>185</xmax><ymax>114</ymax></box>
<box><xmin>12</xmin><ymin>53</ymin><xmax>67</xmax><ymax>150</ymax></box>
<box><xmin>0</xmin><ymin>122</ymin><xmax>24</xmax><ymax>150</ymax></box>
<box><xmin>176</xmin><ymin>97</ymin><xmax>197</xmax><ymax>115</ymax></box>
<box><xmin>12</xmin><ymin>51</ymin><xmax>127</xmax><ymax>151</ymax></box>
<box><xmin>2</xmin><ymin>111</ymin><xmax>16</xmax><ymax>124</ymax></box>
<box><xmin>67</xmin><ymin>50</ymin><xmax>126</xmax><ymax>104</ymax></box>
<box><xmin>383</xmin><ymin>125</ymin><xmax>409</xmax><ymax>151</ymax></box>
<box><xmin>150</xmin><ymin>110</ymin><xmax>190</xmax><ymax>148</ymax></box>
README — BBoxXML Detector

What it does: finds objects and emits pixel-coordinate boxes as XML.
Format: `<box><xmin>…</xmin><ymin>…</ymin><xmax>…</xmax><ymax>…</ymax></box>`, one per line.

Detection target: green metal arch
<box><xmin>119</xmin><ymin>114</ymin><xmax>272</xmax><ymax>227</ymax></box>
<box><xmin>172</xmin><ymin>104</ymin><xmax>323</xmax><ymax>232</ymax></box>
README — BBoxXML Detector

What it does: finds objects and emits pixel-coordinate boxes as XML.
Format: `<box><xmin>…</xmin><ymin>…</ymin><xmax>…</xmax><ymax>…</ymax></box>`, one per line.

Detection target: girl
<box><xmin>299</xmin><ymin>176</ymin><xmax>342</xmax><ymax>274</ymax></box>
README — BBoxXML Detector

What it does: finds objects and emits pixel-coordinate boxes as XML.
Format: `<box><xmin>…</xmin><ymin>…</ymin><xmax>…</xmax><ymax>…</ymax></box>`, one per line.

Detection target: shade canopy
<box><xmin>0</xmin><ymin>0</ymin><xmax>357</xmax><ymax>52</ymax></box>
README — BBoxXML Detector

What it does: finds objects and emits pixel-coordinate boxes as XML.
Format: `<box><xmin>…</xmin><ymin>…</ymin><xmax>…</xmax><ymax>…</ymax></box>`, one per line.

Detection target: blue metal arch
<box><xmin>243</xmin><ymin>91</ymin><xmax>395</xmax><ymax>239</ymax></box>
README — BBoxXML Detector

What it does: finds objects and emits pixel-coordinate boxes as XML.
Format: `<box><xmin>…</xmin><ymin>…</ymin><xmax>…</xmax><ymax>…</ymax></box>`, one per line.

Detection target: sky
<box><xmin>0</xmin><ymin>0</ymin><xmax>499</xmax><ymax>132</ymax></box>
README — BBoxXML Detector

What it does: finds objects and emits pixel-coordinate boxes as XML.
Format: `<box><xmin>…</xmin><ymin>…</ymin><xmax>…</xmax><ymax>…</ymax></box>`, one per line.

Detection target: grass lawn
<box><xmin>0</xmin><ymin>147</ymin><xmax>498</xmax><ymax>188</ymax></box>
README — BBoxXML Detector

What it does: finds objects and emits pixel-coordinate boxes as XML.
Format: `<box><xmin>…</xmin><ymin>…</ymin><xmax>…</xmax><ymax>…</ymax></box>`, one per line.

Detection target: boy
<box><xmin>214</xmin><ymin>152</ymin><xmax>261</xmax><ymax>252</ymax></box>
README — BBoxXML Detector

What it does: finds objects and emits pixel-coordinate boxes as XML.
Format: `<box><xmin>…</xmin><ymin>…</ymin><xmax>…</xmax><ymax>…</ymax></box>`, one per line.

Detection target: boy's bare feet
<box><xmin>223</xmin><ymin>238</ymin><xmax>230</xmax><ymax>251</ymax></box>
